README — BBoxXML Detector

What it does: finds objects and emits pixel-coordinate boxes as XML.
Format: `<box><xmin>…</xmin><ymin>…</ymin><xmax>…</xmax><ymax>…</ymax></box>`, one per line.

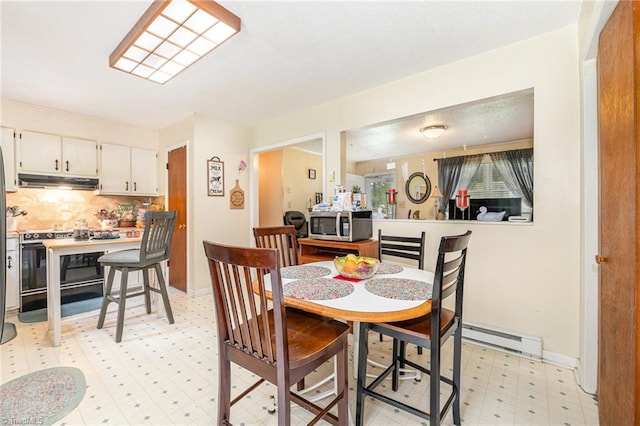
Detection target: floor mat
<box><xmin>0</xmin><ymin>366</ymin><xmax>86</xmax><ymax>426</ymax></box>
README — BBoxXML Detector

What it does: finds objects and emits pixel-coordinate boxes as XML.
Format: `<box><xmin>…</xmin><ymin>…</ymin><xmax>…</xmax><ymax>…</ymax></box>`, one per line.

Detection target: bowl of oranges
<box><xmin>334</xmin><ymin>254</ymin><xmax>379</xmax><ymax>279</ymax></box>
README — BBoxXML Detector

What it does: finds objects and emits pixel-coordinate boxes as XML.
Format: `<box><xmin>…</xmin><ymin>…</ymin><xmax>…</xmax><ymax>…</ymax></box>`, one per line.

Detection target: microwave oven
<box><xmin>308</xmin><ymin>210</ymin><xmax>373</xmax><ymax>242</ymax></box>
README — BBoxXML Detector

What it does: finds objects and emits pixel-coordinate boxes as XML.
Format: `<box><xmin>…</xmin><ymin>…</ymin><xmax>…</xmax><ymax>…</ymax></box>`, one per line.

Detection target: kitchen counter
<box><xmin>44</xmin><ymin>236</ymin><xmax>142</xmax><ymax>346</ymax></box>
<box><xmin>43</xmin><ymin>235</ymin><xmax>141</xmax><ymax>249</ymax></box>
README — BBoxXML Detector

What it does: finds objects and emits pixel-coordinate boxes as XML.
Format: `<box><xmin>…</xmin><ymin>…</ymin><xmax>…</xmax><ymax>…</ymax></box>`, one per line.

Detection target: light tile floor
<box><xmin>1</xmin><ymin>289</ymin><xmax>599</xmax><ymax>425</ymax></box>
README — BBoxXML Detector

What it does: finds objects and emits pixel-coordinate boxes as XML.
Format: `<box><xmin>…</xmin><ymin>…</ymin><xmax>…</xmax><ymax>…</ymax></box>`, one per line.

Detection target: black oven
<box><xmin>19</xmin><ymin>230</ymin><xmax>105</xmax><ymax>312</ymax></box>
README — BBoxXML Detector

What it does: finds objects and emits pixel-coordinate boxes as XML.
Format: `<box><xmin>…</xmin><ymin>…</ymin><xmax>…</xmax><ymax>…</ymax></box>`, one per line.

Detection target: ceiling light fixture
<box><xmin>420</xmin><ymin>125</ymin><xmax>447</xmax><ymax>139</ymax></box>
<box><xmin>109</xmin><ymin>0</ymin><xmax>241</xmax><ymax>84</ymax></box>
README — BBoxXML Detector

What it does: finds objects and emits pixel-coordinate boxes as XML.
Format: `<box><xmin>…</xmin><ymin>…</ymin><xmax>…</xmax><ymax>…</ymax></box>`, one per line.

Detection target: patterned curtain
<box><xmin>489</xmin><ymin>148</ymin><xmax>534</xmax><ymax>208</ymax></box>
<box><xmin>436</xmin><ymin>154</ymin><xmax>483</xmax><ymax>214</ymax></box>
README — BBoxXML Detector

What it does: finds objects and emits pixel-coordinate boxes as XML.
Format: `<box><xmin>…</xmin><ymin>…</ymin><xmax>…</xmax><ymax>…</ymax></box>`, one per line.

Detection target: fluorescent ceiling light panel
<box><xmin>110</xmin><ymin>0</ymin><xmax>241</xmax><ymax>84</ymax></box>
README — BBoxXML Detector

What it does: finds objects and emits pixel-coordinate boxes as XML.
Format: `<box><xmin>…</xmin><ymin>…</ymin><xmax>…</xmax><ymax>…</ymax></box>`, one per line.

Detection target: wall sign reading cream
<box><xmin>208</xmin><ymin>156</ymin><xmax>224</xmax><ymax>196</ymax></box>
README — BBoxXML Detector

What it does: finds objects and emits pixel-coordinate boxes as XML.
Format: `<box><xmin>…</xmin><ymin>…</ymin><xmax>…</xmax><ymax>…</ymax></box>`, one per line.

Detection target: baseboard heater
<box><xmin>461</xmin><ymin>322</ymin><xmax>542</xmax><ymax>360</ymax></box>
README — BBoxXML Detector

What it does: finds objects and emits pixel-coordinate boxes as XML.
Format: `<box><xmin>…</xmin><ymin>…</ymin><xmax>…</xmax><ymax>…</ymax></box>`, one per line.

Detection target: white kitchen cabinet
<box><xmin>98</xmin><ymin>143</ymin><xmax>157</xmax><ymax>195</ymax></box>
<box><xmin>61</xmin><ymin>137</ymin><xmax>99</xmax><ymax>176</ymax></box>
<box><xmin>19</xmin><ymin>131</ymin><xmax>98</xmax><ymax>177</ymax></box>
<box><xmin>131</xmin><ymin>148</ymin><xmax>158</xmax><ymax>195</ymax></box>
<box><xmin>1</xmin><ymin>127</ymin><xmax>17</xmax><ymax>191</ymax></box>
<box><xmin>5</xmin><ymin>236</ymin><xmax>19</xmax><ymax>312</ymax></box>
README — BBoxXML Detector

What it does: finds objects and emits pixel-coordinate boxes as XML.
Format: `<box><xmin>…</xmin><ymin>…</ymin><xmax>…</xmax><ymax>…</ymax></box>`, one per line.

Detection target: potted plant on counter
<box><xmin>117</xmin><ymin>203</ymin><xmax>136</xmax><ymax>228</ymax></box>
<box><xmin>95</xmin><ymin>209</ymin><xmax>119</xmax><ymax>229</ymax></box>
<box><xmin>351</xmin><ymin>185</ymin><xmax>364</xmax><ymax>209</ymax></box>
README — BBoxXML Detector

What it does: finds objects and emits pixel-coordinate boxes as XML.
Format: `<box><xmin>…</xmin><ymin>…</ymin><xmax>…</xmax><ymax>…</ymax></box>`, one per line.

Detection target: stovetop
<box><xmin>20</xmin><ymin>229</ymin><xmax>75</xmax><ymax>242</ymax></box>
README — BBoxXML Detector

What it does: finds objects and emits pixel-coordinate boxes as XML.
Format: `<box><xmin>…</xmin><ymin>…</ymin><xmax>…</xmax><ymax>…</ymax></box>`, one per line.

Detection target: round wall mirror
<box><xmin>405</xmin><ymin>172</ymin><xmax>432</xmax><ymax>204</ymax></box>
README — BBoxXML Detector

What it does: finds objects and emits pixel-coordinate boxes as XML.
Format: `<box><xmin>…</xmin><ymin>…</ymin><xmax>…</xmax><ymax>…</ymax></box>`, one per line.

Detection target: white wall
<box><xmin>251</xmin><ymin>27</ymin><xmax>582</xmax><ymax>357</ymax></box>
<box><xmin>1</xmin><ymin>99</ymin><xmax>158</xmax><ymax>149</ymax></box>
<box><xmin>189</xmin><ymin>114</ymin><xmax>251</xmax><ymax>294</ymax></box>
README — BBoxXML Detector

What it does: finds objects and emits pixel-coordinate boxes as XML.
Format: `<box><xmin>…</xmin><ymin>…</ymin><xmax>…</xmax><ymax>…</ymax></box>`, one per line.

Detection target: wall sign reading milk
<box><xmin>207</xmin><ymin>156</ymin><xmax>224</xmax><ymax>196</ymax></box>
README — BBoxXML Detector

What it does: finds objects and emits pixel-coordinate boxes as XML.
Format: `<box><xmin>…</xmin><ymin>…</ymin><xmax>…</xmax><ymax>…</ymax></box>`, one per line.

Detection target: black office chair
<box><xmin>283</xmin><ymin>210</ymin><xmax>308</xmax><ymax>239</ymax></box>
<box><xmin>97</xmin><ymin>211</ymin><xmax>177</xmax><ymax>343</ymax></box>
<box><xmin>356</xmin><ymin>230</ymin><xmax>472</xmax><ymax>426</ymax></box>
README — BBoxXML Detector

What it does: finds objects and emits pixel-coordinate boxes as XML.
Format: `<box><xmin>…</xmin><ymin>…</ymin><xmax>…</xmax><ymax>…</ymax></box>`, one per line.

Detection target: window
<box><xmin>365</xmin><ymin>172</ymin><xmax>396</xmax><ymax>217</ymax></box>
<box><xmin>468</xmin><ymin>155</ymin><xmax>516</xmax><ymax>198</ymax></box>
<box><xmin>466</xmin><ymin>154</ymin><xmax>532</xmax><ymax>215</ymax></box>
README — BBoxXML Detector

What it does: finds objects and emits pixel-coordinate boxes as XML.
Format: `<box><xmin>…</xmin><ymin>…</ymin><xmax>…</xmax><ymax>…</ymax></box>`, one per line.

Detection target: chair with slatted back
<box><xmin>378</xmin><ymin>229</ymin><xmax>426</xmax><ymax>269</ymax></box>
<box><xmin>203</xmin><ymin>241</ymin><xmax>349</xmax><ymax>425</ymax></box>
<box><xmin>97</xmin><ymin>211</ymin><xmax>177</xmax><ymax>343</ymax></box>
<box><xmin>253</xmin><ymin>225</ymin><xmax>299</xmax><ymax>267</ymax></box>
<box><xmin>254</xmin><ymin>224</ymin><xmax>340</xmax><ymax>399</ymax></box>
<box><xmin>356</xmin><ymin>230</ymin><xmax>472</xmax><ymax>426</ymax></box>
<box><xmin>377</xmin><ymin>229</ymin><xmax>427</xmax><ymax>362</ymax></box>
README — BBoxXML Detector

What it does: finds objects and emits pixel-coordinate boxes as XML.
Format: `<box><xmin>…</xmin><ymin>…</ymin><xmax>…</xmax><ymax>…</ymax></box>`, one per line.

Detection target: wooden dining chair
<box><xmin>253</xmin><ymin>225</ymin><xmax>299</xmax><ymax>267</ymax></box>
<box><xmin>356</xmin><ymin>230</ymin><xmax>472</xmax><ymax>426</ymax></box>
<box><xmin>254</xmin><ymin>224</ymin><xmax>343</xmax><ymax>400</ymax></box>
<box><xmin>203</xmin><ymin>241</ymin><xmax>350</xmax><ymax>425</ymax></box>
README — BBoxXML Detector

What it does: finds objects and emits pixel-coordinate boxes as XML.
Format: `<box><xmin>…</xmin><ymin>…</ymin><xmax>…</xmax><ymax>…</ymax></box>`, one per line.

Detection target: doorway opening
<box><xmin>249</xmin><ymin>133</ymin><xmax>326</xmax><ymax>233</ymax></box>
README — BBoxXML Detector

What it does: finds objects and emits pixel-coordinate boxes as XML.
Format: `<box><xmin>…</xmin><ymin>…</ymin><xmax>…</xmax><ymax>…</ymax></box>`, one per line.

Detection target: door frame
<box><xmin>164</xmin><ymin>140</ymin><xmax>190</xmax><ymax>294</ymax></box>
<box><xmin>249</xmin><ymin>132</ymin><xmax>326</xmax><ymax>242</ymax></box>
<box><xmin>578</xmin><ymin>0</ymin><xmax>618</xmax><ymax>395</ymax></box>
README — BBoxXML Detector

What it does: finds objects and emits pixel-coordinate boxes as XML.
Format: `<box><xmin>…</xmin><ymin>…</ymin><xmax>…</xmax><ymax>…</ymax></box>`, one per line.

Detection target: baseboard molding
<box><xmin>189</xmin><ymin>287</ymin><xmax>212</xmax><ymax>298</ymax></box>
<box><xmin>542</xmin><ymin>349</ymin><xmax>578</xmax><ymax>370</ymax></box>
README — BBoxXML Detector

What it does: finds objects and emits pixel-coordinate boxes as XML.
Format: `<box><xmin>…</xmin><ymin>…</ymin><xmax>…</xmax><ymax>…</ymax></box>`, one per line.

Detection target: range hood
<box><xmin>18</xmin><ymin>173</ymin><xmax>99</xmax><ymax>190</ymax></box>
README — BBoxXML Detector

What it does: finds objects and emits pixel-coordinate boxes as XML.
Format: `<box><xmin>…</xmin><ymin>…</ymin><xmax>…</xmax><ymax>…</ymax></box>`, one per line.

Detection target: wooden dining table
<box><xmin>260</xmin><ymin>260</ymin><xmax>435</xmax><ymax>377</ymax></box>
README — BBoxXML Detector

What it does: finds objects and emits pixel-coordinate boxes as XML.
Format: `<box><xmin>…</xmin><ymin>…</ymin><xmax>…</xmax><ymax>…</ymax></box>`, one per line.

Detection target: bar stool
<box><xmin>97</xmin><ymin>210</ymin><xmax>177</xmax><ymax>343</ymax></box>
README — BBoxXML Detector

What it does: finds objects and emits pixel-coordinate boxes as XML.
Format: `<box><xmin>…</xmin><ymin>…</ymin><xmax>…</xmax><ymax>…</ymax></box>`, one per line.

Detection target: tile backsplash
<box><xmin>6</xmin><ymin>188</ymin><xmax>164</xmax><ymax>231</ymax></box>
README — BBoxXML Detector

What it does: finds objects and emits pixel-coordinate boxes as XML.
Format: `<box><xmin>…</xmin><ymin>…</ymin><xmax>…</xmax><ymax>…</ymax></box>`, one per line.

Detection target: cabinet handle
<box><xmin>126</xmin><ymin>181</ymin><xmax>129</xmax><ymax>191</ymax></box>
<box><xmin>55</xmin><ymin>159</ymin><xmax>59</xmax><ymax>171</ymax></box>
<box><xmin>7</xmin><ymin>255</ymin><xmax>13</xmax><ymax>269</ymax></box>
<box><xmin>66</xmin><ymin>160</ymin><xmax>70</xmax><ymax>172</ymax></box>
<box><xmin>134</xmin><ymin>182</ymin><xmax>137</xmax><ymax>192</ymax></box>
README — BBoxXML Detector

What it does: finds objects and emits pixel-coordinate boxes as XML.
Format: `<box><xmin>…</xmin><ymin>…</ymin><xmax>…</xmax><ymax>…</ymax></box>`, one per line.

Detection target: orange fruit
<box><xmin>342</xmin><ymin>259</ymin><xmax>357</xmax><ymax>273</ymax></box>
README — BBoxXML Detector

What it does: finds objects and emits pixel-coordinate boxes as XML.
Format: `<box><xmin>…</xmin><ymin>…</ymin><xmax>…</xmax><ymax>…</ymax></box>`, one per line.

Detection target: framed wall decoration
<box><xmin>208</xmin><ymin>156</ymin><xmax>224</xmax><ymax>196</ymax></box>
<box><xmin>308</xmin><ymin>168</ymin><xmax>316</xmax><ymax>179</ymax></box>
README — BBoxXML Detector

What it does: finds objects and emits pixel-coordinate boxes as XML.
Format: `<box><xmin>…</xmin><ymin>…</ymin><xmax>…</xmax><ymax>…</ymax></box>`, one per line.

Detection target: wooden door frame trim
<box><xmin>165</xmin><ymin>140</ymin><xmax>190</xmax><ymax>294</ymax></box>
<box><xmin>248</xmin><ymin>132</ymin><xmax>327</xmax><ymax>244</ymax></box>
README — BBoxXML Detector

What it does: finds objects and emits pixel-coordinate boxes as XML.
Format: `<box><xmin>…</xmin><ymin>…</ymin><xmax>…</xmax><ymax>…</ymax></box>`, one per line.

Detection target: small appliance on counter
<box><xmin>73</xmin><ymin>219</ymin><xmax>90</xmax><ymax>240</ymax></box>
<box><xmin>308</xmin><ymin>210</ymin><xmax>372</xmax><ymax>242</ymax></box>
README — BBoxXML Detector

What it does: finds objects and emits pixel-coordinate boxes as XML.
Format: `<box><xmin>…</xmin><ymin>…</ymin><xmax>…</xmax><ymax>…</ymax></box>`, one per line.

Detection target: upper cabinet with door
<box><xmin>19</xmin><ymin>131</ymin><xmax>98</xmax><ymax>177</ymax></box>
<box><xmin>98</xmin><ymin>143</ymin><xmax>157</xmax><ymax>196</ymax></box>
<box><xmin>1</xmin><ymin>127</ymin><xmax>17</xmax><ymax>191</ymax></box>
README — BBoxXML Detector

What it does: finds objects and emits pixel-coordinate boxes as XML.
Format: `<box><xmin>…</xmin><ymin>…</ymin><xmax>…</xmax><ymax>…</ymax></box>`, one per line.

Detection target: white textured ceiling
<box><xmin>345</xmin><ymin>88</ymin><xmax>534</xmax><ymax>163</ymax></box>
<box><xmin>1</xmin><ymin>1</ymin><xmax>581</xmax><ymax>132</ymax></box>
